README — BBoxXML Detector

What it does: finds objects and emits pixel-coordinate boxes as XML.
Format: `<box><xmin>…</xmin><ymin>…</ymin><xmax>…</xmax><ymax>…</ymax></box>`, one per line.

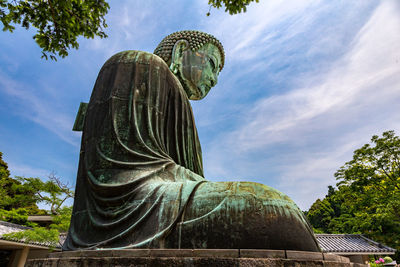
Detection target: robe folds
<box><xmin>63</xmin><ymin>50</ymin><xmax>320</xmax><ymax>251</ymax></box>
<box><xmin>64</xmin><ymin>51</ymin><xmax>207</xmax><ymax>249</ymax></box>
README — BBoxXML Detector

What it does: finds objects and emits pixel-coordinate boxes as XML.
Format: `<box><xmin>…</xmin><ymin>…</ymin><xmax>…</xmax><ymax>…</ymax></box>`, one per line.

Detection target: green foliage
<box><xmin>369</xmin><ymin>256</ymin><xmax>394</xmax><ymax>266</ymax></box>
<box><xmin>0</xmin><ymin>152</ymin><xmax>43</xmax><ymax>214</ymax></box>
<box><xmin>307</xmin><ymin>131</ymin><xmax>400</xmax><ymax>260</ymax></box>
<box><xmin>2</xmin><ymin>227</ymin><xmax>59</xmax><ymax>248</ymax></box>
<box><xmin>311</xmin><ymin>227</ymin><xmax>324</xmax><ymax>234</ymax></box>
<box><xmin>0</xmin><ymin>208</ymin><xmax>38</xmax><ymax>227</ymax></box>
<box><xmin>0</xmin><ymin>0</ymin><xmax>109</xmax><ymax>60</ymax></box>
<box><xmin>3</xmin><ymin>207</ymin><xmax>72</xmax><ymax>247</ymax></box>
<box><xmin>1</xmin><ymin>206</ymin><xmax>72</xmax><ymax>246</ymax></box>
<box><xmin>2</xmin><ymin>206</ymin><xmax>72</xmax><ymax>246</ymax></box>
<box><xmin>384</xmin><ymin>256</ymin><xmax>393</xmax><ymax>263</ymax></box>
<box><xmin>50</xmin><ymin>206</ymin><xmax>72</xmax><ymax>232</ymax></box>
<box><xmin>208</xmin><ymin>0</ymin><xmax>260</xmax><ymax>15</ymax></box>
<box><xmin>0</xmin><ymin>151</ymin><xmax>10</xmax><ymax>178</ymax></box>
<box><xmin>369</xmin><ymin>262</ymin><xmax>381</xmax><ymax>267</ymax></box>
<box><xmin>0</xmin><ymin>172</ymin><xmax>73</xmax><ymax>216</ymax></box>
<box><xmin>14</xmin><ymin>174</ymin><xmax>74</xmax><ymax>215</ymax></box>
<box><xmin>0</xmin><ymin>151</ymin><xmax>73</xmax><ymax>245</ymax></box>
<box><xmin>307</xmin><ymin>198</ymin><xmax>334</xmax><ymax>231</ymax></box>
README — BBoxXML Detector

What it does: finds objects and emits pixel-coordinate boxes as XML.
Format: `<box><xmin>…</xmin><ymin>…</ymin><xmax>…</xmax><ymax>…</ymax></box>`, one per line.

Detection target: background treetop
<box><xmin>0</xmin><ymin>0</ymin><xmax>109</xmax><ymax>60</ymax></box>
<box><xmin>0</xmin><ymin>151</ymin><xmax>74</xmax><ymax>245</ymax></box>
<box><xmin>307</xmin><ymin>130</ymin><xmax>400</xmax><ymax>260</ymax></box>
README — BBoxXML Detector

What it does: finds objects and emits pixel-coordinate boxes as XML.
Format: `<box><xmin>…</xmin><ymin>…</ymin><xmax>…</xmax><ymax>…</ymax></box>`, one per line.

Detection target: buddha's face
<box><xmin>178</xmin><ymin>43</ymin><xmax>222</xmax><ymax>100</ymax></box>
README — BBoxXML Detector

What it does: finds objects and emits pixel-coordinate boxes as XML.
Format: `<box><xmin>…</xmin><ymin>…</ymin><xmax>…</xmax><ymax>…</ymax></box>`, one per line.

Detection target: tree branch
<box><xmin>47</xmin><ymin>0</ymin><xmax>58</xmax><ymax>33</ymax></box>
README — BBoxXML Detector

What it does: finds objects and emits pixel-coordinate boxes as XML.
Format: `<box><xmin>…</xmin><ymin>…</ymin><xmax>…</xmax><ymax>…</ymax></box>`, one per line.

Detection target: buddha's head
<box><xmin>154</xmin><ymin>30</ymin><xmax>225</xmax><ymax>100</ymax></box>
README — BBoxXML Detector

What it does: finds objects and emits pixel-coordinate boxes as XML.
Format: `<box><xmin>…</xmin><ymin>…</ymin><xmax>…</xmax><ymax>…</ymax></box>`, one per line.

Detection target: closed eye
<box><xmin>208</xmin><ymin>57</ymin><xmax>216</xmax><ymax>71</ymax></box>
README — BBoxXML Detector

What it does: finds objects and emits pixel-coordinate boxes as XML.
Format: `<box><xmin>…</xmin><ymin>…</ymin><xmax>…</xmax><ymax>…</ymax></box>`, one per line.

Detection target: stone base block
<box><xmin>26</xmin><ymin>249</ymin><xmax>368</xmax><ymax>267</ymax></box>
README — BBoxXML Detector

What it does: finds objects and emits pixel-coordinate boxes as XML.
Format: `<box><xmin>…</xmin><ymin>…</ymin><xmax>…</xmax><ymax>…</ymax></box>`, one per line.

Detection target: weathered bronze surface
<box><xmin>63</xmin><ymin>30</ymin><xmax>320</xmax><ymax>251</ymax></box>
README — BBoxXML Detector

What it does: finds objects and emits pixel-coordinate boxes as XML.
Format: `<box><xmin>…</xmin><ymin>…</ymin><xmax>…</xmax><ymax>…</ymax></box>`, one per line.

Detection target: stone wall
<box><xmin>26</xmin><ymin>249</ymin><xmax>368</xmax><ymax>267</ymax></box>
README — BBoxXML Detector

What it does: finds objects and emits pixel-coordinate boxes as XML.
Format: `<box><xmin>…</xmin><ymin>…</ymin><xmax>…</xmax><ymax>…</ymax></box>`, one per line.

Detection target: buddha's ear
<box><xmin>170</xmin><ymin>39</ymin><xmax>189</xmax><ymax>74</ymax></box>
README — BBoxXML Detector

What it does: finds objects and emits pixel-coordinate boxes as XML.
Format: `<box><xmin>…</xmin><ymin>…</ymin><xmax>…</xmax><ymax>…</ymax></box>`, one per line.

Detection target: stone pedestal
<box><xmin>26</xmin><ymin>249</ymin><xmax>368</xmax><ymax>267</ymax></box>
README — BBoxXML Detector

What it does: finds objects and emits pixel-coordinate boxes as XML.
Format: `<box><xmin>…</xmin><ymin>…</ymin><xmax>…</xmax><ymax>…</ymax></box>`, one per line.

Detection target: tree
<box><xmin>0</xmin><ymin>0</ymin><xmax>109</xmax><ymax>60</ymax></box>
<box><xmin>307</xmin><ymin>198</ymin><xmax>334</xmax><ymax>232</ymax></box>
<box><xmin>0</xmin><ymin>152</ymin><xmax>45</xmax><ymax>225</ymax></box>
<box><xmin>307</xmin><ymin>131</ymin><xmax>400</xmax><ymax>260</ymax></box>
<box><xmin>0</xmin><ymin>166</ymin><xmax>73</xmax><ymax>219</ymax></box>
<box><xmin>335</xmin><ymin>131</ymin><xmax>400</xmax><ymax>255</ymax></box>
<box><xmin>14</xmin><ymin>173</ymin><xmax>74</xmax><ymax>215</ymax></box>
<box><xmin>0</xmin><ymin>151</ymin><xmax>74</xmax><ymax>245</ymax></box>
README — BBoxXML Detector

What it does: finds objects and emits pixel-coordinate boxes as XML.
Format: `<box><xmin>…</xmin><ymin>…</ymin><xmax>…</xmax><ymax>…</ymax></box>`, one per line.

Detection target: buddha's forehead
<box><xmin>199</xmin><ymin>43</ymin><xmax>221</xmax><ymax>56</ymax></box>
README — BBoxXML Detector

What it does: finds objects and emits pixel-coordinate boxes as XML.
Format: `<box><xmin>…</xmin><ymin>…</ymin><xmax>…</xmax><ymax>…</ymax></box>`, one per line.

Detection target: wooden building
<box><xmin>0</xmin><ymin>221</ymin><xmax>61</xmax><ymax>267</ymax></box>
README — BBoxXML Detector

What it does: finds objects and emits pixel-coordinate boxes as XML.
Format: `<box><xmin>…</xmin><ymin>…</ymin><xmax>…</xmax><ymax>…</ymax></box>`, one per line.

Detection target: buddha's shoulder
<box><xmin>103</xmin><ymin>50</ymin><xmax>168</xmax><ymax>68</ymax></box>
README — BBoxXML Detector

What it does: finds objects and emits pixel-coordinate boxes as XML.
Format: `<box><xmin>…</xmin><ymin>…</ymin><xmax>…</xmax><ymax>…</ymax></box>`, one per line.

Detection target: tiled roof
<box><xmin>0</xmin><ymin>220</ymin><xmax>31</xmax><ymax>235</ymax></box>
<box><xmin>316</xmin><ymin>234</ymin><xmax>396</xmax><ymax>254</ymax></box>
<box><xmin>0</xmin><ymin>220</ymin><xmax>61</xmax><ymax>249</ymax></box>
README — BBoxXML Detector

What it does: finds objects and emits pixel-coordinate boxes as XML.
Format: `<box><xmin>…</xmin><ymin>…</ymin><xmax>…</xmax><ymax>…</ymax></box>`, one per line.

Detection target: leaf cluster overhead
<box><xmin>0</xmin><ymin>0</ymin><xmax>109</xmax><ymax>60</ymax></box>
<box><xmin>208</xmin><ymin>0</ymin><xmax>259</xmax><ymax>15</ymax></box>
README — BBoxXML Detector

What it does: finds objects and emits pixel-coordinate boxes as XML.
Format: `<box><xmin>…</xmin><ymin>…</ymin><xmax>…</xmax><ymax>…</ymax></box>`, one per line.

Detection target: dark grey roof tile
<box><xmin>316</xmin><ymin>234</ymin><xmax>396</xmax><ymax>254</ymax></box>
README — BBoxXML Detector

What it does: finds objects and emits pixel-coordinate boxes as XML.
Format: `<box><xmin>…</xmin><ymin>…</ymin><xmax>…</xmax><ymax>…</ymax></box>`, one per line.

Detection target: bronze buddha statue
<box><xmin>63</xmin><ymin>30</ymin><xmax>320</xmax><ymax>251</ymax></box>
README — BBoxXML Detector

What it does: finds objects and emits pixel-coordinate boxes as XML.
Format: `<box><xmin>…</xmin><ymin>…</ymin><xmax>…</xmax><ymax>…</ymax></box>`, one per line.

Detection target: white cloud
<box><xmin>83</xmin><ymin>0</ymin><xmax>204</xmax><ymax>58</ymax></box>
<box><xmin>0</xmin><ymin>72</ymin><xmax>80</xmax><ymax>147</ymax></box>
<box><xmin>205</xmin><ymin>0</ymin><xmax>317</xmax><ymax>61</ymax></box>
<box><xmin>231</xmin><ymin>0</ymin><xmax>400</xmax><ymax>151</ymax></box>
<box><xmin>275</xmin><ymin>128</ymin><xmax>382</xmax><ymax>208</ymax></box>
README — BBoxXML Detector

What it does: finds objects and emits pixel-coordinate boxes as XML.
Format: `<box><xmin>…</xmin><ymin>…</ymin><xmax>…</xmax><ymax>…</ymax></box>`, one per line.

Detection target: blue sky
<box><xmin>1</xmin><ymin>0</ymin><xmax>399</xmax><ymax>210</ymax></box>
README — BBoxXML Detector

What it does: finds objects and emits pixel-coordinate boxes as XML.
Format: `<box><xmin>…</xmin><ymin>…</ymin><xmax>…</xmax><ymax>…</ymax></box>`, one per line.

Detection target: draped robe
<box><xmin>63</xmin><ymin>50</ymin><xmax>320</xmax><ymax>251</ymax></box>
<box><xmin>64</xmin><ymin>51</ymin><xmax>207</xmax><ymax>249</ymax></box>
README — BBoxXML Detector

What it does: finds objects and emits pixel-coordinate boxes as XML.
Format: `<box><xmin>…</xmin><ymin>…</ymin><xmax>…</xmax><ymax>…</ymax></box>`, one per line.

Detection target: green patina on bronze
<box><xmin>154</xmin><ymin>30</ymin><xmax>225</xmax><ymax>71</ymax></box>
<box><xmin>64</xmin><ymin>30</ymin><xmax>320</xmax><ymax>251</ymax></box>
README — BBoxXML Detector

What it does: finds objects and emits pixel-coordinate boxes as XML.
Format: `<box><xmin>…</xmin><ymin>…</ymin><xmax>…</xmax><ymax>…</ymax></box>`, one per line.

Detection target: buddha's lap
<box><xmin>167</xmin><ymin>181</ymin><xmax>320</xmax><ymax>251</ymax></box>
<box><xmin>184</xmin><ymin>181</ymin><xmax>301</xmax><ymax>220</ymax></box>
